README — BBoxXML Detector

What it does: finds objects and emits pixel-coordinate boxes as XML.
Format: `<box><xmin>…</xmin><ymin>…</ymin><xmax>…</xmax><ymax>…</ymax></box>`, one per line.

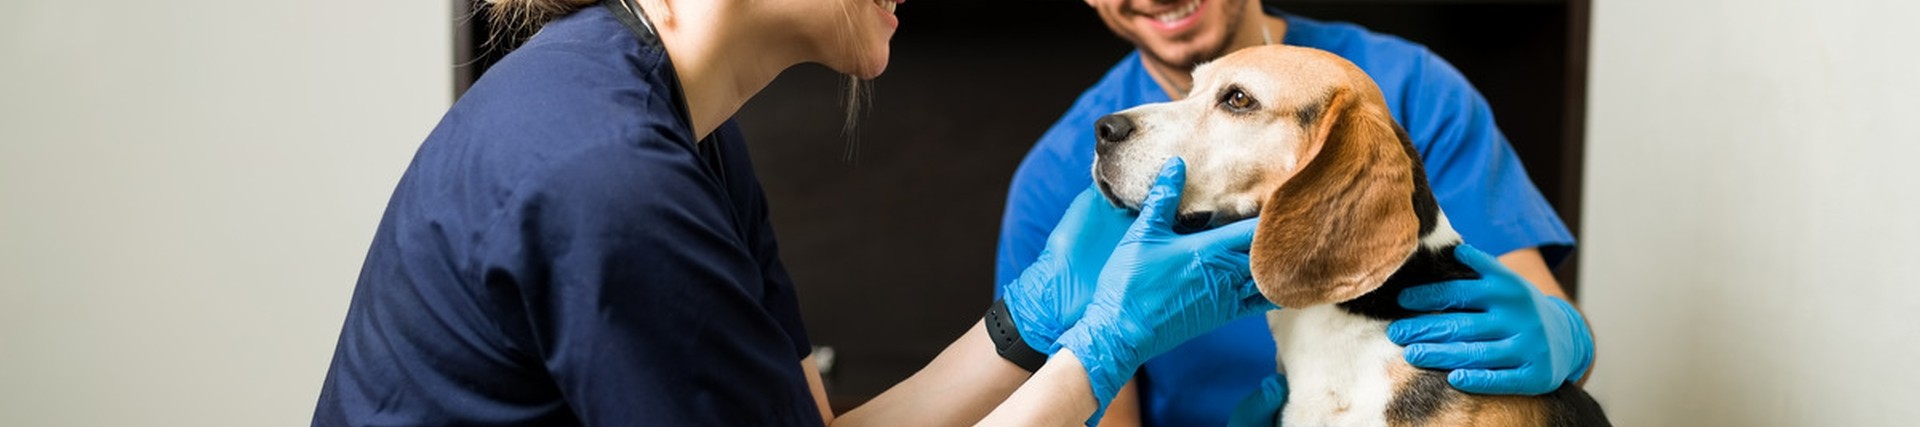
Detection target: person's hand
<box><xmin>1055</xmin><ymin>158</ymin><xmax>1277</xmax><ymax>423</ymax></box>
<box><xmin>1001</xmin><ymin>186</ymin><xmax>1136</xmax><ymax>355</ymax></box>
<box><xmin>1387</xmin><ymin>244</ymin><xmax>1595</xmax><ymax>395</ymax></box>
<box><xmin>1226</xmin><ymin>373</ymin><xmax>1289</xmax><ymax>427</ymax></box>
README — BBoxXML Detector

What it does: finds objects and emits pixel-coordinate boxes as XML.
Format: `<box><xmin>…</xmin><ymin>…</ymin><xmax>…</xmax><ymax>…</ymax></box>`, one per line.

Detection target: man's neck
<box><xmin>1143</xmin><ymin>4</ymin><xmax>1286</xmax><ymax>100</ymax></box>
<box><xmin>640</xmin><ymin>0</ymin><xmax>803</xmax><ymax>140</ymax></box>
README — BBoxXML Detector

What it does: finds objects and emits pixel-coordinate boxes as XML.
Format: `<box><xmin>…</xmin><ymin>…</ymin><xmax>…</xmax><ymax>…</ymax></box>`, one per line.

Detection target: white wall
<box><xmin>0</xmin><ymin>1</ymin><xmax>448</xmax><ymax>425</ymax></box>
<box><xmin>1582</xmin><ymin>0</ymin><xmax>1920</xmax><ymax>425</ymax></box>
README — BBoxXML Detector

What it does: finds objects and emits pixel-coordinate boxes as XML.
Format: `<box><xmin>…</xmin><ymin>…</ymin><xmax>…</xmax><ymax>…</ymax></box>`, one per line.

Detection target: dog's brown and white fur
<box><xmin>1091</xmin><ymin>45</ymin><xmax>1609</xmax><ymax>427</ymax></box>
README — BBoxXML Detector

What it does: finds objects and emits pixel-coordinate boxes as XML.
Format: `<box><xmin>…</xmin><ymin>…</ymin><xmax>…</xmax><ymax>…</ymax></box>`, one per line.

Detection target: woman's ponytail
<box><xmin>483</xmin><ymin>0</ymin><xmax>598</xmax><ymax>50</ymax></box>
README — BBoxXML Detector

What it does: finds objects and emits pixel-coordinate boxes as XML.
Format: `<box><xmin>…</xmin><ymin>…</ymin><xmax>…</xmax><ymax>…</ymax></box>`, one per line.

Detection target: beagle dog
<box><xmin>1091</xmin><ymin>45</ymin><xmax>1610</xmax><ymax>426</ymax></box>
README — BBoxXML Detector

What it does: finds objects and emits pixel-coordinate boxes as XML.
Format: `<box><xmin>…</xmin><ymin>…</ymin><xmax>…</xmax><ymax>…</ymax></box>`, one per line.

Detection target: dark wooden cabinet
<box><xmin>452</xmin><ymin>0</ymin><xmax>1589</xmax><ymax>410</ymax></box>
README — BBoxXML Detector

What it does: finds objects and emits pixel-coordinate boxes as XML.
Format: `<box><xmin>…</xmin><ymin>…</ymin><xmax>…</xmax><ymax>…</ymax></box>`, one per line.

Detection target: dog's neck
<box><xmin>1270</xmin><ymin>212</ymin><xmax>1469</xmax><ymax>426</ymax></box>
<box><xmin>1336</xmin><ymin>214</ymin><xmax>1476</xmax><ymax>321</ymax></box>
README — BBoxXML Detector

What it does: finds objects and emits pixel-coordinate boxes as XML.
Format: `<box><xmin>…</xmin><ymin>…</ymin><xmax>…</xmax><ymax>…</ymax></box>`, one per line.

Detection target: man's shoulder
<box><xmin>1282</xmin><ymin>13</ymin><xmax>1436</xmax><ymax>71</ymax></box>
<box><xmin>1279</xmin><ymin>13</ymin><xmax>1485</xmax><ymax>137</ymax></box>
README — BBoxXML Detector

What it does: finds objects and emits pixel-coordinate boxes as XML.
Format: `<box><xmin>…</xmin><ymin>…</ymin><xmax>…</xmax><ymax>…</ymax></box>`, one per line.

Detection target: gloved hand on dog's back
<box><xmin>1387</xmin><ymin>244</ymin><xmax>1596</xmax><ymax>395</ymax></box>
<box><xmin>1053</xmin><ymin>158</ymin><xmax>1279</xmax><ymax>424</ymax></box>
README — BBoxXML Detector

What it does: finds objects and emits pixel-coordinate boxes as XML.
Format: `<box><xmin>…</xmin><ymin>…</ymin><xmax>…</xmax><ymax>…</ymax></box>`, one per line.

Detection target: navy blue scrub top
<box><xmin>314</xmin><ymin>4</ymin><xmax>821</xmax><ymax>426</ymax></box>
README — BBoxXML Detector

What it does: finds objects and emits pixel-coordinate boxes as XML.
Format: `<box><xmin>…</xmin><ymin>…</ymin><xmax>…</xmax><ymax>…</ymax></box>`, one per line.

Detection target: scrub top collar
<box><xmin>602</xmin><ymin>0</ymin><xmax>703</xmax><ymax>145</ymax></box>
<box><xmin>600</xmin><ymin>0</ymin><xmax>729</xmax><ymax>184</ymax></box>
<box><xmin>603</xmin><ymin>0</ymin><xmax>658</xmax><ymax>44</ymax></box>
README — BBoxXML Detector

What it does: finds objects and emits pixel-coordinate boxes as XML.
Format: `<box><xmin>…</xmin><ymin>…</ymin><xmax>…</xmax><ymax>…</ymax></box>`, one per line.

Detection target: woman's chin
<box><xmin>829</xmin><ymin>50</ymin><xmax>890</xmax><ymax>80</ymax></box>
<box><xmin>856</xmin><ymin>59</ymin><xmax>889</xmax><ymax>79</ymax></box>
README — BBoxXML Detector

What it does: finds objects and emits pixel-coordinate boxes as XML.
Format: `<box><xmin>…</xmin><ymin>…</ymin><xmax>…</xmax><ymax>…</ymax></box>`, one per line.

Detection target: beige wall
<box><xmin>1581</xmin><ymin>0</ymin><xmax>1920</xmax><ymax>425</ymax></box>
<box><xmin>0</xmin><ymin>1</ymin><xmax>448</xmax><ymax>425</ymax></box>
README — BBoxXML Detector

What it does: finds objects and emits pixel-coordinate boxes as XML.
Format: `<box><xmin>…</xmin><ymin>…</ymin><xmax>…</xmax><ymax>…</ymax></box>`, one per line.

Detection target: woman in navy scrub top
<box><xmin>313</xmin><ymin>0</ymin><xmax>1280</xmax><ymax>425</ymax></box>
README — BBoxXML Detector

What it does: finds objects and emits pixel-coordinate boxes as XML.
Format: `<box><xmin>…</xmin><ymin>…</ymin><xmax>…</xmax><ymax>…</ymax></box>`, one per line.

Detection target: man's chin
<box><xmin>1142</xmin><ymin>44</ymin><xmax>1218</xmax><ymax>71</ymax></box>
<box><xmin>1138</xmin><ymin>33</ymin><xmax>1230</xmax><ymax>66</ymax></box>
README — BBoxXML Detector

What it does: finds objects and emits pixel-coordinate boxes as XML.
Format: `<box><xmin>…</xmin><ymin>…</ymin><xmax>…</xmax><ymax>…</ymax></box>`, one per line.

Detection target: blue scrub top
<box><xmin>314</xmin><ymin>5</ymin><xmax>821</xmax><ymax>426</ymax></box>
<box><xmin>993</xmin><ymin>10</ymin><xmax>1576</xmax><ymax>427</ymax></box>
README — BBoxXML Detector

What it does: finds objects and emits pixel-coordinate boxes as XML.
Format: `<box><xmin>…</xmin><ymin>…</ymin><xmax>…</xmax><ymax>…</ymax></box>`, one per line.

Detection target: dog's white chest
<box><xmin>1269</xmin><ymin>305</ymin><xmax>1403</xmax><ymax>427</ymax></box>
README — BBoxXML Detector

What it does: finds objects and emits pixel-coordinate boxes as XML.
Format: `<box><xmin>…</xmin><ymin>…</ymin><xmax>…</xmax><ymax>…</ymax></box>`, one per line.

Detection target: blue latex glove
<box><xmin>1055</xmin><ymin>158</ymin><xmax>1277</xmax><ymax>424</ymax></box>
<box><xmin>1387</xmin><ymin>244</ymin><xmax>1595</xmax><ymax>395</ymax></box>
<box><xmin>1002</xmin><ymin>186</ymin><xmax>1136</xmax><ymax>354</ymax></box>
<box><xmin>1226</xmin><ymin>373</ymin><xmax>1289</xmax><ymax>427</ymax></box>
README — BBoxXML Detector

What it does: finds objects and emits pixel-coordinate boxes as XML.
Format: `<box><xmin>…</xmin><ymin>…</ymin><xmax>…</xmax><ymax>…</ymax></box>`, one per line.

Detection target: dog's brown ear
<box><xmin>1250</xmin><ymin>89</ymin><xmax>1421</xmax><ymax>308</ymax></box>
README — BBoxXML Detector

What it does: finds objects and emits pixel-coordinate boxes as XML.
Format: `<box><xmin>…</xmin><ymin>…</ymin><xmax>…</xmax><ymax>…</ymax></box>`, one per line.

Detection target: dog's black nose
<box><xmin>1095</xmin><ymin>114</ymin><xmax>1136</xmax><ymax>148</ymax></box>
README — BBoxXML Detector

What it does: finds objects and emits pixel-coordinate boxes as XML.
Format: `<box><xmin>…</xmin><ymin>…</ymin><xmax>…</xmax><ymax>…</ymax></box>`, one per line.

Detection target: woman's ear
<box><xmin>1249</xmin><ymin>90</ymin><xmax>1421</xmax><ymax>308</ymax></box>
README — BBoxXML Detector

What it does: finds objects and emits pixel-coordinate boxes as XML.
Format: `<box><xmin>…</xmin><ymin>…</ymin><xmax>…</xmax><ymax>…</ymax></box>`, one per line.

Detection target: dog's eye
<box><xmin>1219</xmin><ymin>87</ymin><xmax>1258</xmax><ymax>113</ymax></box>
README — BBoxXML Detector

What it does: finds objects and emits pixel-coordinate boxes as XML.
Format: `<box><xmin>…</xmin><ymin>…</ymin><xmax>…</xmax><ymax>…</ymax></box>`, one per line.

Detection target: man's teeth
<box><xmin>877</xmin><ymin>0</ymin><xmax>896</xmax><ymax>13</ymax></box>
<box><xmin>1156</xmin><ymin>0</ymin><xmax>1199</xmax><ymax>24</ymax></box>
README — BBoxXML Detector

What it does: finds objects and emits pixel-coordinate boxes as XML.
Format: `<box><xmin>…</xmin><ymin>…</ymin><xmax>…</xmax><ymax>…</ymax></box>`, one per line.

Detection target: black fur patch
<box><xmin>1394</xmin><ymin>122</ymin><xmax>1439</xmax><ymax>237</ymax></box>
<box><xmin>1543</xmin><ymin>383</ymin><xmax>1615</xmax><ymax>427</ymax></box>
<box><xmin>1295</xmin><ymin>92</ymin><xmax>1331</xmax><ymax>128</ymax></box>
<box><xmin>1338</xmin><ymin>243</ymin><xmax>1480</xmax><ymax>321</ymax></box>
<box><xmin>1386</xmin><ymin>369</ymin><xmax>1455</xmax><ymax>426</ymax></box>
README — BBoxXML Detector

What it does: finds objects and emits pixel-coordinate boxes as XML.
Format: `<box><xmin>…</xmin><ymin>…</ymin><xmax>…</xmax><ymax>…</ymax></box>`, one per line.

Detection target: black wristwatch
<box><xmin>984</xmin><ymin>298</ymin><xmax>1049</xmax><ymax>372</ymax></box>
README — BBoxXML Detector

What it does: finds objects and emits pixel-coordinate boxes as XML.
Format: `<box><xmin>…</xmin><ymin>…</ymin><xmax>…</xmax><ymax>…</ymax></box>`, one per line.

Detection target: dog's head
<box><xmin>1092</xmin><ymin>45</ymin><xmax>1426</xmax><ymax>308</ymax></box>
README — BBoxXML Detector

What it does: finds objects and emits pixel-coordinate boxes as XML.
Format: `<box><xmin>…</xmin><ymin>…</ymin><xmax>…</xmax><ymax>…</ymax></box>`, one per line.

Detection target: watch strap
<box><xmin>984</xmin><ymin>298</ymin><xmax>1049</xmax><ymax>372</ymax></box>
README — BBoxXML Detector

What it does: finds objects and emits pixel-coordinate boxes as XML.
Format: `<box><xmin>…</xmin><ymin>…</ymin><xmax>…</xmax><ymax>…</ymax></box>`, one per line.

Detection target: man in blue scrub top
<box><xmin>994</xmin><ymin>0</ymin><xmax>1596</xmax><ymax>425</ymax></box>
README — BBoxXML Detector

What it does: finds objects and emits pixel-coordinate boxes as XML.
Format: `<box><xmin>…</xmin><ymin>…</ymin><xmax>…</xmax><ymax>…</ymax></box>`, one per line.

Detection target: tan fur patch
<box><xmin>1468</xmin><ymin>395</ymin><xmax>1549</xmax><ymax>426</ymax></box>
<box><xmin>1386</xmin><ymin>362</ymin><xmax>1548</xmax><ymax>426</ymax></box>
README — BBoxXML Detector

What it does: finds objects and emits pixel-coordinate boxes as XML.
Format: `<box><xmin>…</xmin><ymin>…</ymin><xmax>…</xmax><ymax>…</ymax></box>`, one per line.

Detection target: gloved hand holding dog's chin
<box><xmin>1387</xmin><ymin>244</ymin><xmax>1595</xmax><ymax>395</ymax></box>
<box><xmin>1000</xmin><ymin>186</ymin><xmax>1136</xmax><ymax>355</ymax></box>
<box><xmin>1055</xmin><ymin>158</ymin><xmax>1278</xmax><ymax>424</ymax></box>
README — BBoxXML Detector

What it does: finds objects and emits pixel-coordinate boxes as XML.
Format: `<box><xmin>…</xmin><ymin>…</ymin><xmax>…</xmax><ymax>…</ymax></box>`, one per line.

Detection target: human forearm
<box><xmin>833</xmin><ymin>320</ymin><xmax>1031</xmax><ymax>427</ymax></box>
<box><xmin>1094</xmin><ymin>381</ymin><xmax>1141</xmax><ymax>427</ymax></box>
<box><xmin>1497</xmin><ymin>248</ymin><xmax>1569</xmax><ymax>300</ymax></box>
<box><xmin>975</xmin><ymin>348</ymin><xmax>1098</xmax><ymax>427</ymax></box>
